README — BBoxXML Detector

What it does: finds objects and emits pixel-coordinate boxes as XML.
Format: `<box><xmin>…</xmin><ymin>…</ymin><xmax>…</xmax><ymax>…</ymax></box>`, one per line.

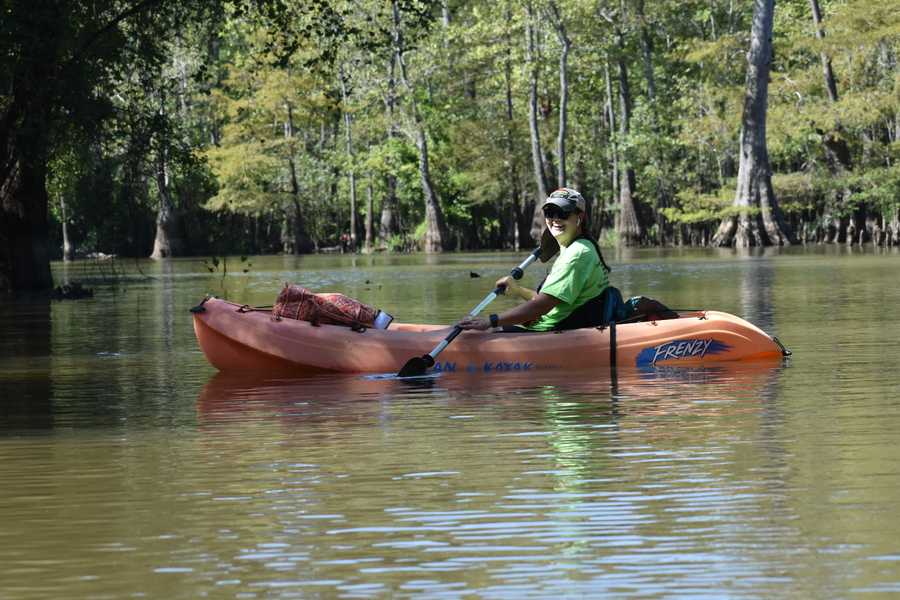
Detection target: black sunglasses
<box><xmin>543</xmin><ymin>206</ymin><xmax>573</xmax><ymax>220</ymax></box>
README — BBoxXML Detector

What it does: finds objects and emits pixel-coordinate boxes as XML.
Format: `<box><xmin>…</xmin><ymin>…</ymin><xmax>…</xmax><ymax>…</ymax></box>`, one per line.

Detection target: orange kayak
<box><xmin>192</xmin><ymin>297</ymin><xmax>787</xmax><ymax>375</ymax></box>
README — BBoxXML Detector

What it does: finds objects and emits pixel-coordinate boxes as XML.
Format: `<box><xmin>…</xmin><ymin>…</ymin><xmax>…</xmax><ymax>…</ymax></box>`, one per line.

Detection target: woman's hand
<box><xmin>496</xmin><ymin>276</ymin><xmax>518</xmax><ymax>295</ymax></box>
<box><xmin>497</xmin><ymin>276</ymin><xmax>537</xmax><ymax>301</ymax></box>
<box><xmin>456</xmin><ymin>316</ymin><xmax>491</xmax><ymax>331</ymax></box>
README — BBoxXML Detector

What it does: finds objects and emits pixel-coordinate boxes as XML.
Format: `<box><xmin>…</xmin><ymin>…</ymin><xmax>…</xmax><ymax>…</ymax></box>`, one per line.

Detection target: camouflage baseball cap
<box><xmin>542</xmin><ymin>188</ymin><xmax>585</xmax><ymax>213</ymax></box>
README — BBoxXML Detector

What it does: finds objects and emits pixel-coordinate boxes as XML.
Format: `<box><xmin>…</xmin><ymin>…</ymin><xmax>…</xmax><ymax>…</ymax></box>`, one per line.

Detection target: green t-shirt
<box><xmin>525</xmin><ymin>238</ymin><xmax>609</xmax><ymax>331</ymax></box>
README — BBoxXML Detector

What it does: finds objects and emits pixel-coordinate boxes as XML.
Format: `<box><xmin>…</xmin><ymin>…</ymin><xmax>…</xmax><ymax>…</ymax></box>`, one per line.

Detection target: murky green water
<box><xmin>2</xmin><ymin>247</ymin><xmax>900</xmax><ymax>598</ymax></box>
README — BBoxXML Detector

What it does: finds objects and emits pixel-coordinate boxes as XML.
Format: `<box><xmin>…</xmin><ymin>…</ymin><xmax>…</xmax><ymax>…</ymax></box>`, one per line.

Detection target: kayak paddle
<box><xmin>397</xmin><ymin>231</ymin><xmax>559</xmax><ymax>378</ymax></box>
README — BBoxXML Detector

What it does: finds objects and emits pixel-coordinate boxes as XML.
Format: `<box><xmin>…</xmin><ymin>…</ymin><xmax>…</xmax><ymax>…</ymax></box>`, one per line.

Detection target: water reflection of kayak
<box><xmin>192</xmin><ymin>297</ymin><xmax>787</xmax><ymax>375</ymax></box>
<box><xmin>196</xmin><ymin>363</ymin><xmax>786</xmax><ymax>424</ymax></box>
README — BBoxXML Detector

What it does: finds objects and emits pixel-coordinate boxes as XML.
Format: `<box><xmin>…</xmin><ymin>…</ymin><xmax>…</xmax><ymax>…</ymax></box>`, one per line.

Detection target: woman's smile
<box><xmin>549</xmin><ymin>219</ymin><xmax>568</xmax><ymax>235</ymax></box>
<box><xmin>545</xmin><ymin>212</ymin><xmax>578</xmax><ymax>245</ymax></box>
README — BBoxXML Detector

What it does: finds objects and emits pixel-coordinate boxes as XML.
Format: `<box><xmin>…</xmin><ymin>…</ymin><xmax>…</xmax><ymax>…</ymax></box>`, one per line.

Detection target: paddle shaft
<box><xmin>425</xmin><ymin>247</ymin><xmax>542</xmax><ymax>361</ymax></box>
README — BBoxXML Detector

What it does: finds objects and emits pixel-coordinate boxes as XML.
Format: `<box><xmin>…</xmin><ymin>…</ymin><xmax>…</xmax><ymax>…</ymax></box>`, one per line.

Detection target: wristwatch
<box><xmin>489</xmin><ymin>313</ymin><xmax>499</xmax><ymax>328</ymax></box>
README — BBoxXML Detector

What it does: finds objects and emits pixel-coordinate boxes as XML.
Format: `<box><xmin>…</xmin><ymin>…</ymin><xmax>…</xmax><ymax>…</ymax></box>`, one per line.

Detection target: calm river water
<box><xmin>2</xmin><ymin>247</ymin><xmax>899</xmax><ymax>598</ymax></box>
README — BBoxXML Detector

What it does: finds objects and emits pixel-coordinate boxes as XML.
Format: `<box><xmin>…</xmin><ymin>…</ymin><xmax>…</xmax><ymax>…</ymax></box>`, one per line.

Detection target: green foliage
<box><xmin>663</xmin><ymin>185</ymin><xmax>735</xmax><ymax>224</ymax></box>
<box><xmin>387</xmin><ymin>233</ymin><xmax>417</xmax><ymax>252</ymax></box>
<box><xmin>770</xmin><ymin>171</ymin><xmax>824</xmax><ymax>213</ymax></box>
<box><xmin>8</xmin><ymin>0</ymin><xmax>900</xmax><ymax>272</ymax></box>
<box><xmin>844</xmin><ymin>163</ymin><xmax>900</xmax><ymax>214</ymax></box>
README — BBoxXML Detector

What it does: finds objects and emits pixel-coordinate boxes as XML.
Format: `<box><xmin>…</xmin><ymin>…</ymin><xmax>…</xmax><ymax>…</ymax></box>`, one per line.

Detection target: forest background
<box><xmin>1</xmin><ymin>0</ymin><xmax>899</xmax><ymax>292</ymax></box>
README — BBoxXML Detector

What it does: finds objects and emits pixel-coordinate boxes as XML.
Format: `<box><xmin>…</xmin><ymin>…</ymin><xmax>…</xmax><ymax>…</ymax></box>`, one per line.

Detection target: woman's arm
<box><xmin>457</xmin><ymin>293</ymin><xmax>560</xmax><ymax>330</ymax></box>
<box><xmin>497</xmin><ymin>275</ymin><xmax>537</xmax><ymax>301</ymax></box>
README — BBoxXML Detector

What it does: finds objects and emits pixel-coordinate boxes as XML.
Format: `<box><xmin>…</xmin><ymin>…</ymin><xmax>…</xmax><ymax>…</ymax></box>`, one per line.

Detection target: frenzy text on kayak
<box><xmin>636</xmin><ymin>338</ymin><xmax>731</xmax><ymax>366</ymax></box>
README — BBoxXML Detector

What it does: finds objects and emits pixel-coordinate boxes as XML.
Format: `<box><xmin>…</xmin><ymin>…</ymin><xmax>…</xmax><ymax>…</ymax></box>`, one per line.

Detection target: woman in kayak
<box><xmin>457</xmin><ymin>187</ymin><xmax>612</xmax><ymax>332</ymax></box>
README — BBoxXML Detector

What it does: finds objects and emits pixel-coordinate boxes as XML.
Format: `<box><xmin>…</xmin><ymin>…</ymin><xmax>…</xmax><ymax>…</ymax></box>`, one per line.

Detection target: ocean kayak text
<box><xmin>433</xmin><ymin>361</ymin><xmax>536</xmax><ymax>373</ymax></box>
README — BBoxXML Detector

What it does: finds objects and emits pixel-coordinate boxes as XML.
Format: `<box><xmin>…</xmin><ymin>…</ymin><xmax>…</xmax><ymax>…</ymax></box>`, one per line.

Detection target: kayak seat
<box><xmin>553</xmin><ymin>287</ymin><xmax>678</xmax><ymax>331</ymax></box>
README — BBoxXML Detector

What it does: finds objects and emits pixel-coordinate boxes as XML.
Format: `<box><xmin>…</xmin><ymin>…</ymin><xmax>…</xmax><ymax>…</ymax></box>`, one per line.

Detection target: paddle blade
<box><xmin>397</xmin><ymin>354</ymin><xmax>435</xmax><ymax>378</ymax></box>
<box><xmin>539</xmin><ymin>228</ymin><xmax>560</xmax><ymax>262</ymax></box>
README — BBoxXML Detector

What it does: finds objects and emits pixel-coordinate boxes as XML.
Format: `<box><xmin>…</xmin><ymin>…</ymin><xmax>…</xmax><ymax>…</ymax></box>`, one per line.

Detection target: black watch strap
<box><xmin>489</xmin><ymin>313</ymin><xmax>499</xmax><ymax>328</ymax></box>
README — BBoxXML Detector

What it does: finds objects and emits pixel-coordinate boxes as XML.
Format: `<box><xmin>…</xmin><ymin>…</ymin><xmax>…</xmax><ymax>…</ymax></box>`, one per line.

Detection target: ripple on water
<box><xmin>3</xmin><ymin>251</ymin><xmax>900</xmax><ymax>597</ymax></box>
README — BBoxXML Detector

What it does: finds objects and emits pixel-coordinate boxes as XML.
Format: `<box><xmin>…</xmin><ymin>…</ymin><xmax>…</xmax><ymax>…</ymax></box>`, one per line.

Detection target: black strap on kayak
<box><xmin>237</xmin><ymin>304</ymin><xmax>272</xmax><ymax>313</ymax></box>
<box><xmin>608</xmin><ymin>321</ymin><xmax>619</xmax><ymax>391</ymax></box>
<box><xmin>609</xmin><ymin>321</ymin><xmax>617</xmax><ymax>371</ymax></box>
<box><xmin>189</xmin><ymin>295</ymin><xmax>212</xmax><ymax>313</ymax></box>
<box><xmin>773</xmin><ymin>336</ymin><xmax>792</xmax><ymax>357</ymax></box>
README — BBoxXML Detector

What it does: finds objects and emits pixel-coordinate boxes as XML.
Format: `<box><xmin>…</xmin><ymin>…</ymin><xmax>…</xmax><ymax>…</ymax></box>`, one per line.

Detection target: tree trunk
<box><xmin>615</xmin><ymin>26</ymin><xmax>643</xmax><ymax>246</ymax></box>
<box><xmin>60</xmin><ymin>194</ymin><xmax>73</xmax><ymax>261</ymax></box>
<box><xmin>638</xmin><ymin>0</ymin><xmax>657</xmax><ymax>104</ymax></box>
<box><xmin>895</xmin><ymin>112</ymin><xmax>900</xmax><ymax>145</ymax></box>
<box><xmin>525</xmin><ymin>1</ymin><xmax>550</xmax><ymax>242</ymax></box>
<box><xmin>1</xmin><ymin>71</ymin><xmax>42</xmax><ymax>291</ymax></box>
<box><xmin>548</xmin><ymin>0</ymin><xmax>570</xmax><ymax>189</ymax></box>
<box><xmin>414</xmin><ymin>126</ymin><xmax>447</xmax><ymax>252</ymax></box>
<box><xmin>284</xmin><ymin>105</ymin><xmax>312</xmax><ymax>254</ymax></box>
<box><xmin>380</xmin><ymin>75</ymin><xmax>399</xmax><ymax>249</ymax></box>
<box><xmin>810</xmin><ymin>0</ymin><xmax>851</xmax><ymax>244</ymax></box>
<box><xmin>638</xmin><ymin>0</ymin><xmax>669</xmax><ymax>245</ymax></box>
<box><xmin>380</xmin><ymin>52</ymin><xmax>400</xmax><ymax>245</ymax></box>
<box><xmin>292</xmin><ymin>196</ymin><xmax>310</xmax><ymax>252</ymax></box>
<box><xmin>504</xmin><ymin>0</ymin><xmax>525</xmax><ymax>249</ymax></box>
<box><xmin>809</xmin><ymin>0</ymin><xmax>838</xmax><ymax>102</ymax></box>
<box><xmin>280</xmin><ymin>209</ymin><xmax>292</xmax><ymax>254</ymax></box>
<box><xmin>339</xmin><ymin>66</ymin><xmax>358</xmax><ymax>251</ymax></box>
<box><xmin>604</xmin><ymin>59</ymin><xmax>619</xmax><ymax>216</ymax></box>
<box><xmin>888</xmin><ymin>210</ymin><xmax>900</xmax><ymax>246</ymax></box>
<box><xmin>713</xmin><ymin>0</ymin><xmax>794</xmax><ymax>247</ymax></box>
<box><xmin>0</xmin><ymin>156</ymin><xmax>53</xmax><ymax>291</ymax></box>
<box><xmin>364</xmin><ymin>176</ymin><xmax>374</xmax><ymax>253</ymax></box>
<box><xmin>393</xmin><ymin>0</ymin><xmax>448</xmax><ymax>252</ymax></box>
<box><xmin>150</xmin><ymin>90</ymin><xmax>183</xmax><ymax>260</ymax></box>
<box><xmin>870</xmin><ymin>215</ymin><xmax>882</xmax><ymax>246</ymax></box>
<box><xmin>150</xmin><ymin>147</ymin><xmax>184</xmax><ymax>259</ymax></box>
<box><xmin>380</xmin><ymin>175</ymin><xmax>399</xmax><ymax>244</ymax></box>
